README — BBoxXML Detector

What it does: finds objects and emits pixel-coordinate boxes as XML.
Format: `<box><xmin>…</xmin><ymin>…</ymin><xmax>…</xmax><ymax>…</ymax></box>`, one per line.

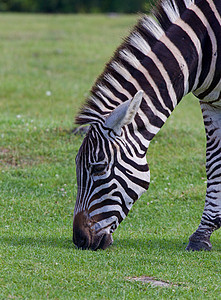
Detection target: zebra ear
<box><xmin>104</xmin><ymin>90</ymin><xmax>143</xmax><ymax>136</ymax></box>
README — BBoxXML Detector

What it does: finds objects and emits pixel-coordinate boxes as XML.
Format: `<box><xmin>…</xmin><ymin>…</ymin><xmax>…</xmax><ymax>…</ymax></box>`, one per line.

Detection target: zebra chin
<box><xmin>73</xmin><ymin>211</ymin><xmax>114</xmax><ymax>251</ymax></box>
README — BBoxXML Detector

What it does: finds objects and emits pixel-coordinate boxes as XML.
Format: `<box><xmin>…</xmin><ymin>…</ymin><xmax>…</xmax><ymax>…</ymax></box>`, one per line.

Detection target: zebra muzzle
<box><xmin>73</xmin><ymin>211</ymin><xmax>113</xmax><ymax>250</ymax></box>
<box><xmin>90</xmin><ymin>232</ymin><xmax>113</xmax><ymax>251</ymax></box>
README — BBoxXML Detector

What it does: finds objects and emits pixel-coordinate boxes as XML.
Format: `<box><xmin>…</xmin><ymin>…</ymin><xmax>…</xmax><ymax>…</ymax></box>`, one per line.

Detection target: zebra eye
<box><xmin>91</xmin><ymin>163</ymin><xmax>107</xmax><ymax>175</ymax></box>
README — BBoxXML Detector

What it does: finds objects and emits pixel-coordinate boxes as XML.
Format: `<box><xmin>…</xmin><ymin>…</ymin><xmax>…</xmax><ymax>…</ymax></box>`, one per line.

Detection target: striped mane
<box><xmin>75</xmin><ymin>0</ymin><xmax>193</xmax><ymax>125</ymax></box>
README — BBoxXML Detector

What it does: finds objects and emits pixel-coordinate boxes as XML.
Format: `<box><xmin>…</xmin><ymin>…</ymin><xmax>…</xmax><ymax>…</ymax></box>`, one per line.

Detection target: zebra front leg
<box><xmin>186</xmin><ymin>102</ymin><xmax>221</xmax><ymax>251</ymax></box>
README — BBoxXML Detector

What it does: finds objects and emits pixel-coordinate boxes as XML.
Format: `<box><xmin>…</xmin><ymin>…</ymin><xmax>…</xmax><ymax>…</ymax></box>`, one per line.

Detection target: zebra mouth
<box><xmin>90</xmin><ymin>232</ymin><xmax>113</xmax><ymax>251</ymax></box>
<box><xmin>73</xmin><ymin>211</ymin><xmax>114</xmax><ymax>250</ymax></box>
<box><xmin>73</xmin><ymin>232</ymin><xmax>113</xmax><ymax>251</ymax></box>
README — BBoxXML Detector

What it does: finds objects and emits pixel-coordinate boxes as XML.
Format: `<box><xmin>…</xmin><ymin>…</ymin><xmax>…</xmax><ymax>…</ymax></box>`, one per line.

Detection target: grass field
<box><xmin>0</xmin><ymin>13</ymin><xmax>221</xmax><ymax>299</ymax></box>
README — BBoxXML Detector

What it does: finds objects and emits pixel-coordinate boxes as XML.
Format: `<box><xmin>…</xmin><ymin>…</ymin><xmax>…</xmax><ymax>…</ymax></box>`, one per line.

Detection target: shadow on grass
<box><xmin>1</xmin><ymin>234</ymin><xmax>220</xmax><ymax>252</ymax></box>
<box><xmin>0</xmin><ymin>234</ymin><xmax>187</xmax><ymax>252</ymax></box>
<box><xmin>113</xmin><ymin>235</ymin><xmax>221</xmax><ymax>252</ymax></box>
<box><xmin>113</xmin><ymin>236</ymin><xmax>188</xmax><ymax>252</ymax></box>
<box><xmin>0</xmin><ymin>235</ymin><xmax>74</xmax><ymax>250</ymax></box>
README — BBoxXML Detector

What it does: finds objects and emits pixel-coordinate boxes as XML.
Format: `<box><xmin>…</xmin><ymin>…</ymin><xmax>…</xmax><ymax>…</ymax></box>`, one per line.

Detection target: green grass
<box><xmin>0</xmin><ymin>13</ymin><xmax>220</xmax><ymax>299</ymax></box>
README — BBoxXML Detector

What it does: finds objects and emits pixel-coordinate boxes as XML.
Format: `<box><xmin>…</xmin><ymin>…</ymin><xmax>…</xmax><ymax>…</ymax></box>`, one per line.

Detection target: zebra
<box><xmin>73</xmin><ymin>0</ymin><xmax>221</xmax><ymax>251</ymax></box>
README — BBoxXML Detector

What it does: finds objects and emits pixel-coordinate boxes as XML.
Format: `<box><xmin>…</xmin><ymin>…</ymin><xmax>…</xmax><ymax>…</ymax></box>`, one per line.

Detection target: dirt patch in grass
<box><xmin>127</xmin><ymin>276</ymin><xmax>177</xmax><ymax>287</ymax></box>
<box><xmin>0</xmin><ymin>147</ymin><xmax>44</xmax><ymax>168</ymax></box>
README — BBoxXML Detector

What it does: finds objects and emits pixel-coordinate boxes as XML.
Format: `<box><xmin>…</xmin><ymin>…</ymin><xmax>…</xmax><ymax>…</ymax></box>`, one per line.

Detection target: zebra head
<box><xmin>73</xmin><ymin>91</ymin><xmax>150</xmax><ymax>250</ymax></box>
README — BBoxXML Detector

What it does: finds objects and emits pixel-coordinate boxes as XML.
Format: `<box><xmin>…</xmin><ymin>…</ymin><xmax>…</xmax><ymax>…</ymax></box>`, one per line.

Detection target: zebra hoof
<box><xmin>186</xmin><ymin>240</ymin><xmax>212</xmax><ymax>251</ymax></box>
<box><xmin>186</xmin><ymin>229</ymin><xmax>213</xmax><ymax>251</ymax></box>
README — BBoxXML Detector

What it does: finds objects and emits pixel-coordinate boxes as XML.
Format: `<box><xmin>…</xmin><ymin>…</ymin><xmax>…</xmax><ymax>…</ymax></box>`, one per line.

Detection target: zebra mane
<box><xmin>75</xmin><ymin>0</ymin><xmax>194</xmax><ymax>125</ymax></box>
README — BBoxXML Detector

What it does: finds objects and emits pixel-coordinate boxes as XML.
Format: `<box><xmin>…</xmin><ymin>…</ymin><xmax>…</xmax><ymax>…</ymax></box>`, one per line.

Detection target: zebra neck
<box><xmin>94</xmin><ymin>8</ymin><xmax>209</xmax><ymax>148</ymax></box>
<box><xmin>76</xmin><ymin>0</ymin><xmax>206</xmax><ymax>135</ymax></box>
<box><xmin>113</xmin><ymin>28</ymin><xmax>196</xmax><ymax>149</ymax></box>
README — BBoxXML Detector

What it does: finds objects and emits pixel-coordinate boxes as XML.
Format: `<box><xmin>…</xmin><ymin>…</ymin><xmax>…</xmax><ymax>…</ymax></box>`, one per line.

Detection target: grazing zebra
<box><xmin>73</xmin><ymin>0</ymin><xmax>221</xmax><ymax>251</ymax></box>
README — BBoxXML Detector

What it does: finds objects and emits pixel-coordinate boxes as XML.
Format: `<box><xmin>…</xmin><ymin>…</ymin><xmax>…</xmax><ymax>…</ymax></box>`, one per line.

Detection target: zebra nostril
<box><xmin>78</xmin><ymin>237</ymin><xmax>87</xmax><ymax>248</ymax></box>
<box><xmin>73</xmin><ymin>229</ymin><xmax>90</xmax><ymax>249</ymax></box>
<box><xmin>73</xmin><ymin>211</ymin><xmax>91</xmax><ymax>249</ymax></box>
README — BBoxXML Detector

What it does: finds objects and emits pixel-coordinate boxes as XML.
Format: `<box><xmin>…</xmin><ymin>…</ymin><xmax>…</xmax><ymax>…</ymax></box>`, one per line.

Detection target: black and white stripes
<box><xmin>73</xmin><ymin>0</ymin><xmax>221</xmax><ymax>251</ymax></box>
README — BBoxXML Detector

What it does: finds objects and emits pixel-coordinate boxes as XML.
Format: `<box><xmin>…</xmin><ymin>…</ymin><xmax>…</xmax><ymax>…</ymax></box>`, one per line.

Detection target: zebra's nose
<box><xmin>73</xmin><ymin>211</ymin><xmax>113</xmax><ymax>250</ymax></box>
<box><xmin>73</xmin><ymin>212</ymin><xmax>91</xmax><ymax>249</ymax></box>
<box><xmin>73</xmin><ymin>227</ymin><xmax>90</xmax><ymax>249</ymax></box>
